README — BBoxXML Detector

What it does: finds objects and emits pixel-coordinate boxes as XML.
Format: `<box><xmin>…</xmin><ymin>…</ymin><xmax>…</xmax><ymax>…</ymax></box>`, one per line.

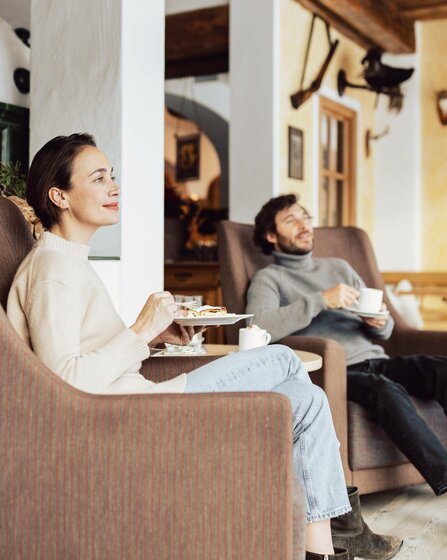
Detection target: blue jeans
<box><xmin>184</xmin><ymin>344</ymin><xmax>351</xmax><ymax>523</ymax></box>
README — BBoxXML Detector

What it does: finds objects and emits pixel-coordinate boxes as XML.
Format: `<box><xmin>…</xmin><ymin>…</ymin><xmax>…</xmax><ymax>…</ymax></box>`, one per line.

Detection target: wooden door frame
<box><xmin>318</xmin><ymin>95</ymin><xmax>357</xmax><ymax>226</ymax></box>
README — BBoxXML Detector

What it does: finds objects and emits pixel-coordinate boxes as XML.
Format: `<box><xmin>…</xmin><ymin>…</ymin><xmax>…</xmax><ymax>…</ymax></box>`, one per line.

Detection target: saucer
<box><xmin>345</xmin><ymin>307</ymin><xmax>390</xmax><ymax>319</ymax></box>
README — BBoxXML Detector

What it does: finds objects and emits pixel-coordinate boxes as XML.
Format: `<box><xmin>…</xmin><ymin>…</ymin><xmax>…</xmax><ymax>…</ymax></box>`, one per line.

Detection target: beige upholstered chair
<box><xmin>0</xmin><ymin>197</ymin><xmax>305</xmax><ymax>560</ymax></box>
<box><xmin>218</xmin><ymin>220</ymin><xmax>447</xmax><ymax>494</ymax></box>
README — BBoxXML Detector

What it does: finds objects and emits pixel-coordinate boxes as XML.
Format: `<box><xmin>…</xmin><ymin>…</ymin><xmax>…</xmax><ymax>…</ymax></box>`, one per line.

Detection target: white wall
<box><xmin>0</xmin><ymin>0</ymin><xmax>30</xmax><ymax>30</ymax></box>
<box><xmin>30</xmin><ymin>0</ymin><xmax>165</xmax><ymax>324</ymax></box>
<box><xmin>0</xmin><ymin>17</ymin><xmax>29</xmax><ymax>107</ymax></box>
<box><xmin>120</xmin><ymin>0</ymin><xmax>165</xmax><ymax>324</ymax></box>
<box><xmin>165</xmin><ymin>0</ymin><xmax>227</xmax><ymax>16</ymax></box>
<box><xmin>165</xmin><ymin>75</ymin><xmax>230</xmax><ymax>121</ymax></box>
<box><xmin>229</xmin><ymin>0</ymin><xmax>281</xmax><ymax>223</ymax></box>
<box><xmin>30</xmin><ymin>1</ymin><xmax>121</xmax><ymax>258</ymax></box>
<box><xmin>374</xmin><ymin>54</ymin><xmax>420</xmax><ymax>270</ymax></box>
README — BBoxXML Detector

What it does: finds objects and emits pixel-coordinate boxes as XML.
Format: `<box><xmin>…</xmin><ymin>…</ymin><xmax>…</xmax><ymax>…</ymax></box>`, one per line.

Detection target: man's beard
<box><xmin>277</xmin><ymin>236</ymin><xmax>313</xmax><ymax>255</ymax></box>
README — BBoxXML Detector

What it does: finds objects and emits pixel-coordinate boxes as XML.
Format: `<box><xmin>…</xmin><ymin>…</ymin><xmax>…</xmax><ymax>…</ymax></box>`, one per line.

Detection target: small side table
<box><xmin>204</xmin><ymin>344</ymin><xmax>323</xmax><ymax>372</ymax></box>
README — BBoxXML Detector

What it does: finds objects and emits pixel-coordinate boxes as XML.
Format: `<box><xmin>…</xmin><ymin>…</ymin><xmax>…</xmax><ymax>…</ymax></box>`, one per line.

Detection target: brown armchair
<box><xmin>218</xmin><ymin>220</ymin><xmax>447</xmax><ymax>494</ymax></box>
<box><xmin>0</xmin><ymin>197</ymin><xmax>305</xmax><ymax>560</ymax></box>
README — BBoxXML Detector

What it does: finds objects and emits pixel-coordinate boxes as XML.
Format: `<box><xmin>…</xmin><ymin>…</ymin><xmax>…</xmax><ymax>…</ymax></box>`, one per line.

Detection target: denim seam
<box><xmin>307</xmin><ymin>505</ymin><xmax>352</xmax><ymax>524</ymax></box>
<box><xmin>299</xmin><ymin>434</ymin><xmax>318</xmax><ymax>519</ymax></box>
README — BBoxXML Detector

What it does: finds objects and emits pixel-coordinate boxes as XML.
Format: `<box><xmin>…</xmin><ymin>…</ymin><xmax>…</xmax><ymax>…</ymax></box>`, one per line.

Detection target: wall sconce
<box><xmin>14</xmin><ymin>28</ymin><xmax>30</xmax><ymax>47</ymax></box>
<box><xmin>13</xmin><ymin>68</ymin><xmax>30</xmax><ymax>94</ymax></box>
<box><xmin>338</xmin><ymin>49</ymin><xmax>413</xmax><ymax>114</ymax></box>
<box><xmin>436</xmin><ymin>90</ymin><xmax>447</xmax><ymax>125</ymax></box>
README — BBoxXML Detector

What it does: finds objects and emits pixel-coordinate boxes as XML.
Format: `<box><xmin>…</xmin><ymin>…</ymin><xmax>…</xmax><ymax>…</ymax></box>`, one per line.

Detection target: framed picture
<box><xmin>288</xmin><ymin>126</ymin><xmax>304</xmax><ymax>180</ymax></box>
<box><xmin>175</xmin><ymin>133</ymin><xmax>201</xmax><ymax>182</ymax></box>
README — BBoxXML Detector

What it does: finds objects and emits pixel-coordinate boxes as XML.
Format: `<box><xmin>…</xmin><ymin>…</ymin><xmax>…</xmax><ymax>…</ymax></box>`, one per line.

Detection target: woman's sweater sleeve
<box><xmin>246</xmin><ymin>271</ymin><xmax>326</xmax><ymax>342</ymax></box>
<box><xmin>26</xmin><ymin>279</ymin><xmax>149</xmax><ymax>393</ymax></box>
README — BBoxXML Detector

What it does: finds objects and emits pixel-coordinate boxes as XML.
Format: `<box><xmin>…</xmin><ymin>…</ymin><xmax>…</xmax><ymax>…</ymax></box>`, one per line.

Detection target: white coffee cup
<box><xmin>239</xmin><ymin>326</ymin><xmax>271</xmax><ymax>351</ymax></box>
<box><xmin>357</xmin><ymin>288</ymin><xmax>383</xmax><ymax>313</ymax></box>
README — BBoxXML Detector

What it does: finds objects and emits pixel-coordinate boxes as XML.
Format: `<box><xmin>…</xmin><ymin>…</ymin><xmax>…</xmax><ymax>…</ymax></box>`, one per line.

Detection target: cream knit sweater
<box><xmin>7</xmin><ymin>232</ymin><xmax>186</xmax><ymax>394</ymax></box>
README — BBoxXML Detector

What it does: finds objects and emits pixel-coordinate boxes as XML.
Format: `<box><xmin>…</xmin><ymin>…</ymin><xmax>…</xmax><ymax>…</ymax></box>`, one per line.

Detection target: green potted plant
<box><xmin>0</xmin><ymin>161</ymin><xmax>43</xmax><ymax>238</ymax></box>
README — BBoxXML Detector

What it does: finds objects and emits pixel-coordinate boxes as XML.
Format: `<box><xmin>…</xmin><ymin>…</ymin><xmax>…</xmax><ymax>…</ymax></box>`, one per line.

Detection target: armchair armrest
<box><xmin>279</xmin><ymin>335</ymin><xmax>350</xmax><ymax>478</ymax></box>
<box><xmin>140</xmin><ymin>354</ymin><xmax>222</xmax><ymax>382</ymax></box>
<box><xmin>5</xmin><ymin>385</ymin><xmax>305</xmax><ymax>559</ymax></box>
<box><xmin>384</xmin><ymin>327</ymin><xmax>447</xmax><ymax>357</ymax></box>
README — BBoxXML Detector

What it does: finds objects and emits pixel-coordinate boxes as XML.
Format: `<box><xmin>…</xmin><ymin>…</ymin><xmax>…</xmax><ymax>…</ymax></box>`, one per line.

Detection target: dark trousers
<box><xmin>347</xmin><ymin>355</ymin><xmax>447</xmax><ymax>495</ymax></box>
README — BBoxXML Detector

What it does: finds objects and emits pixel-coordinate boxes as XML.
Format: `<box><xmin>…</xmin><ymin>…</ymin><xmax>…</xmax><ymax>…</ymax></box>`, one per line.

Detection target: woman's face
<box><xmin>58</xmin><ymin>145</ymin><xmax>120</xmax><ymax>233</ymax></box>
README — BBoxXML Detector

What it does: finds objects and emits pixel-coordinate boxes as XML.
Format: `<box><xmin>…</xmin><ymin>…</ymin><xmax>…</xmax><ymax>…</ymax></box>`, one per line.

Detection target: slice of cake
<box><xmin>186</xmin><ymin>305</ymin><xmax>230</xmax><ymax>317</ymax></box>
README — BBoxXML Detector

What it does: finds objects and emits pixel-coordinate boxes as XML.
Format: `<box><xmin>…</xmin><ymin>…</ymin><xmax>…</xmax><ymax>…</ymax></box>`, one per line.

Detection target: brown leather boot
<box><xmin>306</xmin><ymin>548</ymin><xmax>348</xmax><ymax>559</ymax></box>
<box><xmin>331</xmin><ymin>486</ymin><xmax>403</xmax><ymax>560</ymax></box>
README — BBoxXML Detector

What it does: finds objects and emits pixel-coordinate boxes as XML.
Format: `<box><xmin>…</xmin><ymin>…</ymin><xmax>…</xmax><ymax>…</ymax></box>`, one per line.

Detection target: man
<box><xmin>247</xmin><ymin>194</ymin><xmax>447</xmax><ymax>558</ymax></box>
<box><xmin>248</xmin><ymin>194</ymin><xmax>447</xmax><ymax>497</ymax></box>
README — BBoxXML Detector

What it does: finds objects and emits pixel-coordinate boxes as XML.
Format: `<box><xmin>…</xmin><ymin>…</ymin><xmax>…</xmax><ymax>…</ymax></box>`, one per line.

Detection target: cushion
<box><xmin>348</xmin><ymin>398</ymin><xmax>447</xmax><ymax>470</ymax></box>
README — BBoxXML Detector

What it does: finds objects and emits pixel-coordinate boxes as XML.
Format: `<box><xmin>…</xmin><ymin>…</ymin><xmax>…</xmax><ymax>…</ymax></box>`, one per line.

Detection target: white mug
<box><xmin>357</xmin><ymin>288</ymin><xmax>383</xmax><ymax>313</ymax></box>
<box><xmin>239</xmin><ymin>326</ymin><xmax>271</xmax><ymax>351</ymax></box>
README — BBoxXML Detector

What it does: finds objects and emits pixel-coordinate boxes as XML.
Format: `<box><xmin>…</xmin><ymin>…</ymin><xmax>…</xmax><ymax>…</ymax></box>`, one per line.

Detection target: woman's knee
<box><xmin>270</xmin><ymin>344</ymin><xmax>305</xmax><ymax>367</ymax></box>
<box><xmin>299</xmin><ymin>383</ymin><xmax>331</xmax><ymax>420</ymax></box>
<box><xmin>269</xmin><ymin>343</ymin><xmax>296</xmax><ymax>357</ymax></box>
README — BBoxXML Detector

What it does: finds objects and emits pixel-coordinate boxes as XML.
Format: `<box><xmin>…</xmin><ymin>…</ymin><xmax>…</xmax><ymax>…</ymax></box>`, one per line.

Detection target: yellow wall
<box><xmin>420</xmin><ymin>20</ymin><xmax>447</xmax><ymax>270</ymax></box>
<box><xmin>280</xmin><ymin>1</ymin><xmax>376</xmax><ymax>236</ymax></box>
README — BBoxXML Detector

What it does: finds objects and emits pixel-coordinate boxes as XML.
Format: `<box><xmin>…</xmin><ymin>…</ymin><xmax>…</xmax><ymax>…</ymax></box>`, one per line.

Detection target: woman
<box><xmin>7</xmin><ymin>134</ymin><xmax>350</xmax><ymax>559</ymax></box>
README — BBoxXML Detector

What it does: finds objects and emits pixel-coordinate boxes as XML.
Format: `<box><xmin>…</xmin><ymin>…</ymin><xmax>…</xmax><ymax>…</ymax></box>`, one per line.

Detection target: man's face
<box><xmin>266</xmin><ymin>203</ymin><xmax>314</xmax><ymax>255</ymax></box>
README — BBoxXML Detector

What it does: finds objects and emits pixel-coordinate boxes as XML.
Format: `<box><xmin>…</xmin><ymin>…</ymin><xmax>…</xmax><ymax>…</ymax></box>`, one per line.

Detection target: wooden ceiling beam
<box><xmin>165</xmin><ymin>6</ymin><xmax>229</xmax><ymax>79</ymax></box>
<box><xmin>403</xmin><ymin>3</ymin><xmax>447</xmax><ymax>21</ymax></box>
<box><xmin>295</xmin><ymin>0</ymin><xmax>416</xmax><ymax>53</ymax></box>
<box><xmin>294</xmin><ymin>0</ymin><xmax>376</xmax><ymax>51</ymax></box>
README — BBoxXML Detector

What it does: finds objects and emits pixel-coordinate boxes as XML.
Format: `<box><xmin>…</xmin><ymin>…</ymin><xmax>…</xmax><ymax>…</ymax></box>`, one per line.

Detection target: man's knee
<box><xmin>372</xmin><ymin>376</ymin><xmax>409</xmax><ymax>413</ymax></box>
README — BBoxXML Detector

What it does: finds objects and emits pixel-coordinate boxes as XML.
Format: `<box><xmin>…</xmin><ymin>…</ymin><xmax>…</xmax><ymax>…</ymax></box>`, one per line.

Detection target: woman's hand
<box><xmin>130</xmin><ymin>291</ymin><xmax>178</xmax><ymax>344</ymax></box>
<box><xmin>150</xmin><ymin>323</ymin><xmax>198</xmax><ymax>347</ymax></box>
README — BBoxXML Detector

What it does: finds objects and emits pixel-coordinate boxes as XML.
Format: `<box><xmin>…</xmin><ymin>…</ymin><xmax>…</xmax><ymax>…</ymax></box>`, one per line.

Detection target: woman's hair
<box><xmin>253</xmin><ymin>193</ymin><xmax>298</xmax><ymax>254</ymax></box>
<box><xmin>26</xmin><ymin>133</ymin><xmax>96</xmax><ymax>230</ymax></box>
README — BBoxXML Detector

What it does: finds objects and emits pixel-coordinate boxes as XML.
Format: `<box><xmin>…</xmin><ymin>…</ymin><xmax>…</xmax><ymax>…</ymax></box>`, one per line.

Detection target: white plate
<box><xmin>152</xmin><ymin>348</ymin><xmax>208</xmax><ymax>357</ymax></box>
<box><xmin>174</xmin><ymin>313</ymin><xmax>254</xmax><ymax>326</ymax></box>
<box><xmin>345</xmin><ymin>307</ymin><xmax>390</xmax><ymax>319</ymax></box>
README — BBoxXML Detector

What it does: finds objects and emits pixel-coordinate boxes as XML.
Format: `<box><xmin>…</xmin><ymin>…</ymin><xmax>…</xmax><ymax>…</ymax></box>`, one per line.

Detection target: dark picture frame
<box><xmin>175</xmin><ymin>133</ymin><xmax>201</xmax><ymax>182</ymax></box>
<box><xmin>288</xmin><ymin>126</ymin><xmax>304</xmax><ymax>180</ymax></box>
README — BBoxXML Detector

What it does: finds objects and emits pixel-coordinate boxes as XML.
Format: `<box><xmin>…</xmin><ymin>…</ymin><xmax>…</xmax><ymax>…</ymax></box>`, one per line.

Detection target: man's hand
<box><xmin>362</xmin><ymin>303</ymin><xmax>390</xmax><ymax>329</ymax></box>
<box><xmin>322</xmin><ymin>284</ymin><xmax>360</xmax><ymax>309</ymax></box>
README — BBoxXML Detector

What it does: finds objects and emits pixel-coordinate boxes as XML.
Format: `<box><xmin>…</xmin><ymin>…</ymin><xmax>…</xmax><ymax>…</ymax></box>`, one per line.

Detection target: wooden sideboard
<box><xmin>164</xmin><ymin>261</ymin><xmax>224</xmax><ymax>343</ymax></box>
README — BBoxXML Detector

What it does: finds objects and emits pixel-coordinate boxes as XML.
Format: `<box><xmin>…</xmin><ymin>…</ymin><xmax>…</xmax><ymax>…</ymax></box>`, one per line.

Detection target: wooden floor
<box><xmin>360</xmin><ymin>484</ymin><xmax>447</xmax><ymax>559</ymax></box>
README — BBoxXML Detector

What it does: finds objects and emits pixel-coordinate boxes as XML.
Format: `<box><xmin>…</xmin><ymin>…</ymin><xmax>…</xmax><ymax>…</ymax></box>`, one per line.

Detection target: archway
<box><xmin>165</xmin><ymin>94</ymin><xmax>228</xmax><ymax>208</ymax></box>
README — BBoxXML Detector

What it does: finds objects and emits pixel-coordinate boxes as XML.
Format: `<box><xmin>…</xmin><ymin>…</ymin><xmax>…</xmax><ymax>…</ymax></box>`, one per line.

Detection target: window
<box><xmin>319</xmin><ymin>97</ymin><xmax>356</xmax><ymax>226</ymax></box>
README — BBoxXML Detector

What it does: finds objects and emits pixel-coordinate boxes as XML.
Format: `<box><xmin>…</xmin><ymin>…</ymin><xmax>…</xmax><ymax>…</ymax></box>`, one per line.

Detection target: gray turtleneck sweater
<box><xmin>246</xmin><ymin>251</ymin><xmax>393</xmax><ymax>366</ymax></box>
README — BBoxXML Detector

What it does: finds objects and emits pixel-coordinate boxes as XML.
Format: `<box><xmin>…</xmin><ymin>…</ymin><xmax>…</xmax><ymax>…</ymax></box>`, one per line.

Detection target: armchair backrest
<box><xmin>218</xmin><ymin>220</ymin><xmax>407</xmax><ymax>343</ymax></box>
<box><xmin>0</xmin><ymin>196</ymin><xmax>35</xmax><ymax>309</ymax></box>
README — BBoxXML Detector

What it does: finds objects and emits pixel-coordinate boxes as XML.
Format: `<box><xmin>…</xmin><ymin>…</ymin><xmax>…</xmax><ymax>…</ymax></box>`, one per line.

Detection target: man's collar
<box><xmin>272</xmin><ymin>250</ymin><xmax>314</xmax><ymax>270</ymax></box>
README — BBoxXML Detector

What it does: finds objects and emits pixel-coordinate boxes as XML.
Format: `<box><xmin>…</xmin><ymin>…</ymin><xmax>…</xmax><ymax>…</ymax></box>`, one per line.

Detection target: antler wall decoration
<box><xmin>290</xmin><ymin>14</ymin><xmax>339</xmax><ymax>110</ymax></box>
<box><xmin>365</xmin><ymin>126</ymin><xmax>390</xmax><ymax>158</ymax></box>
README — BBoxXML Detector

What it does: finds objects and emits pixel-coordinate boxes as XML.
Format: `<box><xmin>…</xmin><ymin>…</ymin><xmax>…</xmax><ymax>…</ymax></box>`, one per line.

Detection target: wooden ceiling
<box><xmin>166</xmin><ymin>6</ymin><xmax>229</xmax><ymax>79</ymax></box>
<box><xmin>295</xmin><ymin>0</ymin><xmax>447</xmax><ymax>54</ymax></box>
<box><xmin>166</xmin><ymin>2</ymin><xmax>447</xmax><ymax>79</ymax></box>
<box><xmin>392</xmin><ymin>0</ymin><xmax>447</xmax><ymax>21</ymax></box>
